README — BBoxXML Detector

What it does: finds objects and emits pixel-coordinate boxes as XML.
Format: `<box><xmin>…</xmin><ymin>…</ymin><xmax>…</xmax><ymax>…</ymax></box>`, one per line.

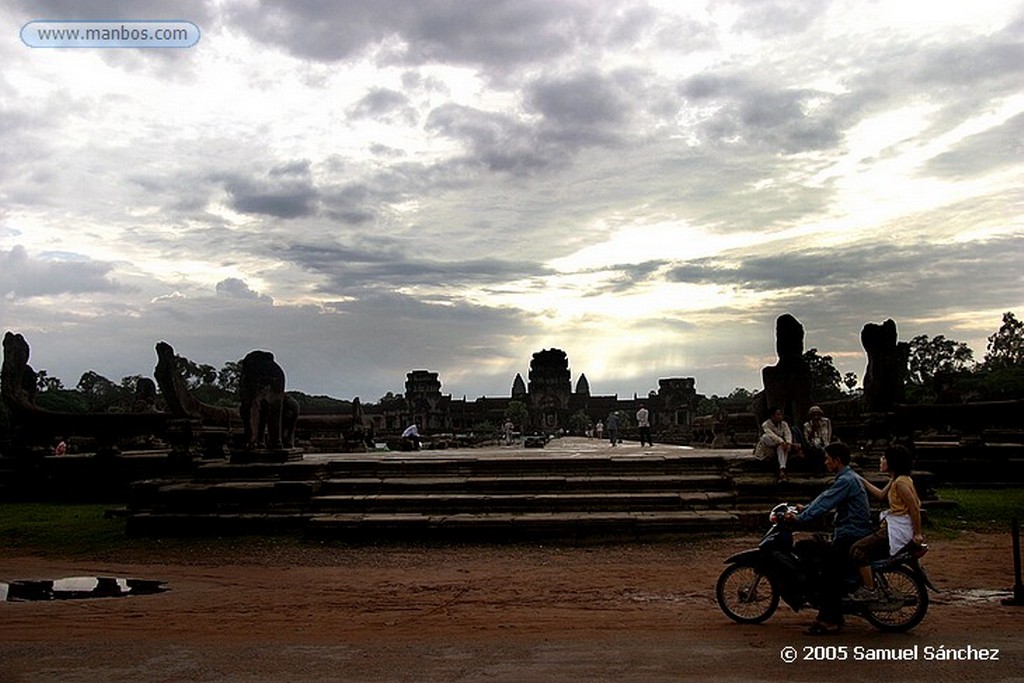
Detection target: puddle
<box><xmin>931</xmin><ymin>588</ymin><xmax>1014</xmax><ymax>606</ymax></box>
<box><xmin>1</xmin><ymin>577</ymin><xmax>168</xmax><ymax>602</ymax></box>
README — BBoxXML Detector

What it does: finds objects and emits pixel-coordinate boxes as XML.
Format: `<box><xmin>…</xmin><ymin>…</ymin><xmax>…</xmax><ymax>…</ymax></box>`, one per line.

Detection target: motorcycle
<box><xmin>716</xmin><ymin>503</ymin><xmax>936</xmax><ymax>632</ymax></box>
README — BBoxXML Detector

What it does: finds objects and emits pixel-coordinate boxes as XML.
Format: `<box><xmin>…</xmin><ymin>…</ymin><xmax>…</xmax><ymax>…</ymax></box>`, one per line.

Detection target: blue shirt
<box><xmin>796</xmin><ymin>465</ymin><xmax>872</xmax><ymax>542</ymax></box>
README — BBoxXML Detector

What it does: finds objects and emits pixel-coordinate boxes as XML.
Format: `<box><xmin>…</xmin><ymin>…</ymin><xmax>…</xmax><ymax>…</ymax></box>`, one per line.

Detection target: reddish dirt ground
<box><xmin>1</xmin><ymin>530</ymin><xmax>1022</xmax><ymax>682</ymax></box>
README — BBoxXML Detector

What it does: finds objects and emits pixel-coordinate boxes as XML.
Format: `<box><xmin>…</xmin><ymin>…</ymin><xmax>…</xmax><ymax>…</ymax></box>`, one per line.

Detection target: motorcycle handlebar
<box><xmin>768</xmin><ymin>503</ymin><xmax>799</xmax><ymax>524</ymax></box>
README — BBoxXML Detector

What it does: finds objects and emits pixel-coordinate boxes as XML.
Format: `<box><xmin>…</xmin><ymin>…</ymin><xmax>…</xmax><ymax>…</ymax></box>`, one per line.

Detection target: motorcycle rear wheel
<box><xmin>863</xmin><ymin>566</ymin><xmax>928</xmax><ymax>632</ymax></box>
<box><xmin>716</xmin><ymin>564</ymin><xmax>779</xmax><ymax>624</ymax></box>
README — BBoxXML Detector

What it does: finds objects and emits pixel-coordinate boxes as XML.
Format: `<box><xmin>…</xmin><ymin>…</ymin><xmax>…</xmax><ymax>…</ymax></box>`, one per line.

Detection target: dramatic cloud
<box><xmin>2</xmin><ymin>0</ymin><xmax>1021</xmax><ymax>400</ymax></box>
<box><xmin>0</xmin><ymin>246</ymin><xmax>123</xmax><ymax>298</ymax></box>
<box><xmin>225</xmin><ymin>0</ymin><xmax>594</xmax><ymax>70</ymax></box>
<box><xmin>215</xmin><ymin>278</ymin><xmax>272</xmax><ymax>302</ymax></box>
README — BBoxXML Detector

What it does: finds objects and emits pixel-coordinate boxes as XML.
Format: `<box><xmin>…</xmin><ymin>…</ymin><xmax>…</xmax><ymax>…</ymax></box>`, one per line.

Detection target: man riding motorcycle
<box><xmin>785</xmin><ymin>442</ymin><xmax>872</xmax><ymax>635</ymax></box>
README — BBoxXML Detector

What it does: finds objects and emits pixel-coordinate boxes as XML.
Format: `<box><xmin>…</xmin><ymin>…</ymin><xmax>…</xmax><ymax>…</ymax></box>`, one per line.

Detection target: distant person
<box><xmin>606</xmin><ymin>412</ymin><xmax>621</xmax><ymax>446</ymax></box>
<box><xmin>503</xmin><ymin>419</ymin><xmax>515</xmax><ymax>446</ymax></box>
<box><xmin>401</xmin><ymin>423</ymin><xmax>422</xmax><ymax>451</ymax></box>
<box><xmin>636</xmin><ymin>404</ymin><xmax>652</xmax><ymax>447</ymax></box>
<box><xmin>595</xmin><ymin>421</ymin><xmax>604</xmax><ymax>440</ymax></box>
<box><xmin>754</xmin><ymin>407</ymin><xmax>794</xmax><ymax>481</ymax></box>
<box><xmin>848</xmin><ymin>445</ymin><xmax>924</xmax><ymax>602</ymax></box>
<box><xmin>54</xmin><ymin>439</ymin><xmax>67</xmax><ymax>456</ymax></box>
<box><xmin>803</xmin><ymin>406</ymin><xmax>833</xmax><ymax>469</ymax></box>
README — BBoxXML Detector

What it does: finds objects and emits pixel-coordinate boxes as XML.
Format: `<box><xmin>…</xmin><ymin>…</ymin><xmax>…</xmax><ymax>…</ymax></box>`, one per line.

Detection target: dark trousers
<box><xmin>638</xmin><ymin>426</ymin><xmax>652</xmax><ymax>446</ymax></box>
<box><xmin>817</xmin><ymin>536</ymin><xmax>857</xmax><ymax>624</ymax></box>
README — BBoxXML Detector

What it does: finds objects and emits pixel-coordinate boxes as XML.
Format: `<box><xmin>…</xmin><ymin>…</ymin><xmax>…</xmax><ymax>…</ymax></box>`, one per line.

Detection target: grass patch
<box><xmin>929</xmin><ymin>487</ymin><xmax>1024</xmax><ymax>536</ymax></box>
<box><xmin>0</xmin><ymin>503</ymin><xmax>306</xmax><ymax>560</ymax></box>
<box><xmin>0</xmin><ymin>503</ymin><xmax>128</xmax><ymax>556</ymax></box>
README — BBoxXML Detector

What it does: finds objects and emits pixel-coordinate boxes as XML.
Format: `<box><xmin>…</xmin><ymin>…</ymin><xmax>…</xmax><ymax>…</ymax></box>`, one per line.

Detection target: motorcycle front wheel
<box><xmin>863</xmin><ymin>566</ymin><xmax>929</xmax><ymax>632</ymax></box>
<box><xmin>716</xmin><ymin>564</ymin><xmax>779</xmax><ymax>624</ymax></box>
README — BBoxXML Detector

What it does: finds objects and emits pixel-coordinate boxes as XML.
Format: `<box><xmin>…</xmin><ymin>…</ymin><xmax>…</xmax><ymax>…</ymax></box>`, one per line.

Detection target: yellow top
<box><xmin>887</xmin><ymin>474</ymin><xmax>918</xmax><ymax>516</ymax></box>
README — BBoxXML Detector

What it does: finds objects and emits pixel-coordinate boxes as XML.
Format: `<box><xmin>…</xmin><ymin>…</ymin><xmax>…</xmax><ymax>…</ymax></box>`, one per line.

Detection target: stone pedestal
<box><xmin>165</xmin><ymin>419</ymin><xmax>203</xmax><ymax>464</ymax></box>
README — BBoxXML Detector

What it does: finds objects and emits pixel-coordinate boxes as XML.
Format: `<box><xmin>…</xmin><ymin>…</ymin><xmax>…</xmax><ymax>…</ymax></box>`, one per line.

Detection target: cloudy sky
<box><xmin>2</xmin><ymin>1</ymin><xmax>1022</xmax><ymax>403</ymax></box>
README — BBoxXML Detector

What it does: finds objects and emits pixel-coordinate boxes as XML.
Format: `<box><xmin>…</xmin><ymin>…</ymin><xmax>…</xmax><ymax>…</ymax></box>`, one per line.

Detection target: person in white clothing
<box><xmin>636</xmin><ymin>404</ymin><xmax>652</xmax><ymax>447</ymax></box>
<box><xmin>401</xmin><ymin>423</ymin><xmax>422</xmax><ymax>450</ymax></box>
<box><xmin>754</xmin><ymin>407</ymin><xmax>794</xmax><ymax>481</ymax></box>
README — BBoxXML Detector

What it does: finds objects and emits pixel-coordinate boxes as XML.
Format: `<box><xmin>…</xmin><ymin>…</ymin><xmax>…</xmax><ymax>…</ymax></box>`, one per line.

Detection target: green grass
<box><xmin>928</xmin><ymin>487</ymin><xmax>1024</xmax><ymax>536</ymax></box>
<box><xmin>0</xmin><ymin>503</ymin><xmax>311</xmax><ymax>560</ymax></box>
<box><xmin>0</xmin><ymin>503</ymin><xmax>128</xmax><ymax>555</ymax></box>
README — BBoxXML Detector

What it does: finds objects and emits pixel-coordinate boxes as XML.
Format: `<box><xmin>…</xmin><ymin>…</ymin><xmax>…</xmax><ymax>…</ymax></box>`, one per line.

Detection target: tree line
<box><xmin>21</xmin><ymin>355</ymin><xmax>352</xmax><ymax>416</ymax></box>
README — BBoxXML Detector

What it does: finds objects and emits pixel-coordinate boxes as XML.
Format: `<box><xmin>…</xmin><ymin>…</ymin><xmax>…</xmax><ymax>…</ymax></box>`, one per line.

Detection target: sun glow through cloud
<box><xmin>1</xmin><ymin>0</ymin><xmax>1021</xmax><ymax>400</ymax></box>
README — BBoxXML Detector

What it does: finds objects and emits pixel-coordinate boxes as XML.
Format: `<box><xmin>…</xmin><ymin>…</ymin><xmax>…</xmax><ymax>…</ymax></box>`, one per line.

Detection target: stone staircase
<box><xmin>119</xmin><ymin>437</ymin><xmax>956</xmax><ymax>541</ymax></box>
<box><xmin>124</xmin><ymin>447</ymin><xmax>745</xmax><ymax>541</ymax></box>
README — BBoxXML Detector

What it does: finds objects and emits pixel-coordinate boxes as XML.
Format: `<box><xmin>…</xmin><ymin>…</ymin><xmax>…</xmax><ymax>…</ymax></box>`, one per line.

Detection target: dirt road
<box><xmin>1</xmin><ymin>531</ymin><xmax>1022</xmax><ymax>682</ymax></box>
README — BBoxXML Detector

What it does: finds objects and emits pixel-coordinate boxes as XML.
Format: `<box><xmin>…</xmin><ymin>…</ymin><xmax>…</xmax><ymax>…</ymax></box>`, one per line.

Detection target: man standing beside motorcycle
<box><xmin>786</xmin><ymin>442</ymin><xmax>873</xmax><ymax>635</ymax></box>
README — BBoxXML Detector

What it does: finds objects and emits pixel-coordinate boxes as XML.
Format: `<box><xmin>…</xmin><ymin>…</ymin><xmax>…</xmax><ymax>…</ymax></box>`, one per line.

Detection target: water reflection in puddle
<box><xmin>1</xmin><ymin>577</ymin><xmax>168</xmax><ymax>602</ymax></box>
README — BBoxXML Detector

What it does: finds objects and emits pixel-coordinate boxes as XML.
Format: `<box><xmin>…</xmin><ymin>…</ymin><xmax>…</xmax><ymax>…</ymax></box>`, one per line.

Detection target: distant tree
<box><xmin>727</xmin><ymin>387</ymin><xmax>754</xmax><ymax>401</ymax></box>
<box><xmin>711</xmin><ymin>388</ymin><xmax>756</xmax><ymax>414</ymax></box>
<box><xmin>907</xmin><ymin>334</ymin><xmax>974</xmax><ymax>385</ymax></box>
<box><xmin>76</xmin><ymin>370</ymin><xmax>125</xmax><ymax>411</ymax></box>
<box><xmin>120</xmin><ymin>374</ymin><xmax>144</xmax><ymax>392</ymax></box>
<box><xmin>695</xmin><ymin>395</ymin><xmax>720</xmax><ymax>416</ymax></box>
<box><xmin>174</xmin><ymin>355</ymin><xmax>217</xmax><ymax>389</ymax></box>
<box><xmin>35</xmin><ymin>370</ymin><xmax>64</xmax><ymax>392</ymax></box>
<box><xmin>375</xmin><ymin>391</ymin><xmax>406</xmax><ymax>410</ymax></box>
<box><xmin>217</xmin><ymin>361</ymin><xmax>241</xmax><ymax>394</ymax></box>
<box><xmin>983</xmin><ymin>312</ymin><xmax>1024</xmax><ymax>369</ymax></box>
<box><xmin>288</xmin><ymin>391</ymin><xmax>352</xmax><ymax>415</ymax></box>
<box><xmin>504</xmin><ymin>400</ymin><xmax>529</xmax><ymax>430</ymax></box>
<box><xmin>192</xmin><ymin>384</ymin><xmax>238</xmax><ymax>408</ymax></box>
<box><xmin>568</xmin><ymin>409</ymin><xmax>591</xmax><ymax>435</ymax></box>
<box><xmin>471</xmin><ymin>420</ymin><xmax>497</xmax><ymax>436</ymax></box>
<box><xmin>33</xmin><ymin>389</ymin><xmax>90</xmax><ymax>413</ymax></box>
<box><xmin>198</xmin><ymin>363</ymin><xmax>217</xmax><ymax>386</ymax></box>
<box><xmin>842</xmin><ymin>372</ymin><xmax>859</xmax><ymax>394</ymax></box>
<box><xmin>803</xmin><ymin>348</ymin><xmax>843</xmax><ymax>402</ymax></box>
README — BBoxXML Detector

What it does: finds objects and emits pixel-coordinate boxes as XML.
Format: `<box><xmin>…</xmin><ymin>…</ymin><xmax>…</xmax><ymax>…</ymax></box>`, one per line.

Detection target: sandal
<box><xmin>804</xmin><ymin>620</ymin><xmax>843</xmax><ymax>636</ymax></box>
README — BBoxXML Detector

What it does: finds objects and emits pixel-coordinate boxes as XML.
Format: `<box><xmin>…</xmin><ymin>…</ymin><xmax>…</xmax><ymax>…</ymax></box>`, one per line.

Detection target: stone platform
<box><xmin>122</xmin><ymin>437</ymin><xmax>916</xmax><ymax>541</ymax></box>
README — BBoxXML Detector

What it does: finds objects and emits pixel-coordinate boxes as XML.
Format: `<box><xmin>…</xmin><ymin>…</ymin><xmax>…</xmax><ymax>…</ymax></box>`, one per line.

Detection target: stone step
<box><xmin>310</xmin><ymin>490</ymin><xmax>737</xmax><ymax>514</ymax></box>
<box><xmin>320</xmin><ymin>454</ymin><xmax>730</xmax><ymax>478</ymax></box>
<box><xmin>130</xmin><ymin>480</ymin><xmax>317</xmax><ymax>512</ymax></box>
<box><xmin>192</xmin><ymin>461</ymin><xmax>329</xmax><ymax>481</ymax></box>
<box><xmin>317</xmin><ymin>473</ymin><xmax>732</xmax><ymax>495</ymax></box>
<box><xmin>305</xmin><ymin>509</ymin><xmax>740</xmax><ymax>541</ymax></box>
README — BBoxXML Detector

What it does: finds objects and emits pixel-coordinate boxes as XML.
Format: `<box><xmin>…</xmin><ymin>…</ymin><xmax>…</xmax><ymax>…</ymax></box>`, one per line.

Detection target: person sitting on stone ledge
<box><xmin>754</xmin><ymin>407</ymin><xmax>796</xmax><ymax>481</ymax></box>
<box><xmin>401</xmin><ymin>423</ymin><xmax>422</xmax><ymax>451</ymax></box>
<box><xmin>802</xmin><ymin>406</ymin><xmax>832</xmax><ymax>471</ymax></box>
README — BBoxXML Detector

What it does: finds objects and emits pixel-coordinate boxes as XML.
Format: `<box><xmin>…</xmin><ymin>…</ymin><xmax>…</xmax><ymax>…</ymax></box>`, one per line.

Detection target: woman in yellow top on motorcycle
<box><xmin>849</xmin><ymin>444</ymin><xmax>924</xmax><ymax>601</ymax></box>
